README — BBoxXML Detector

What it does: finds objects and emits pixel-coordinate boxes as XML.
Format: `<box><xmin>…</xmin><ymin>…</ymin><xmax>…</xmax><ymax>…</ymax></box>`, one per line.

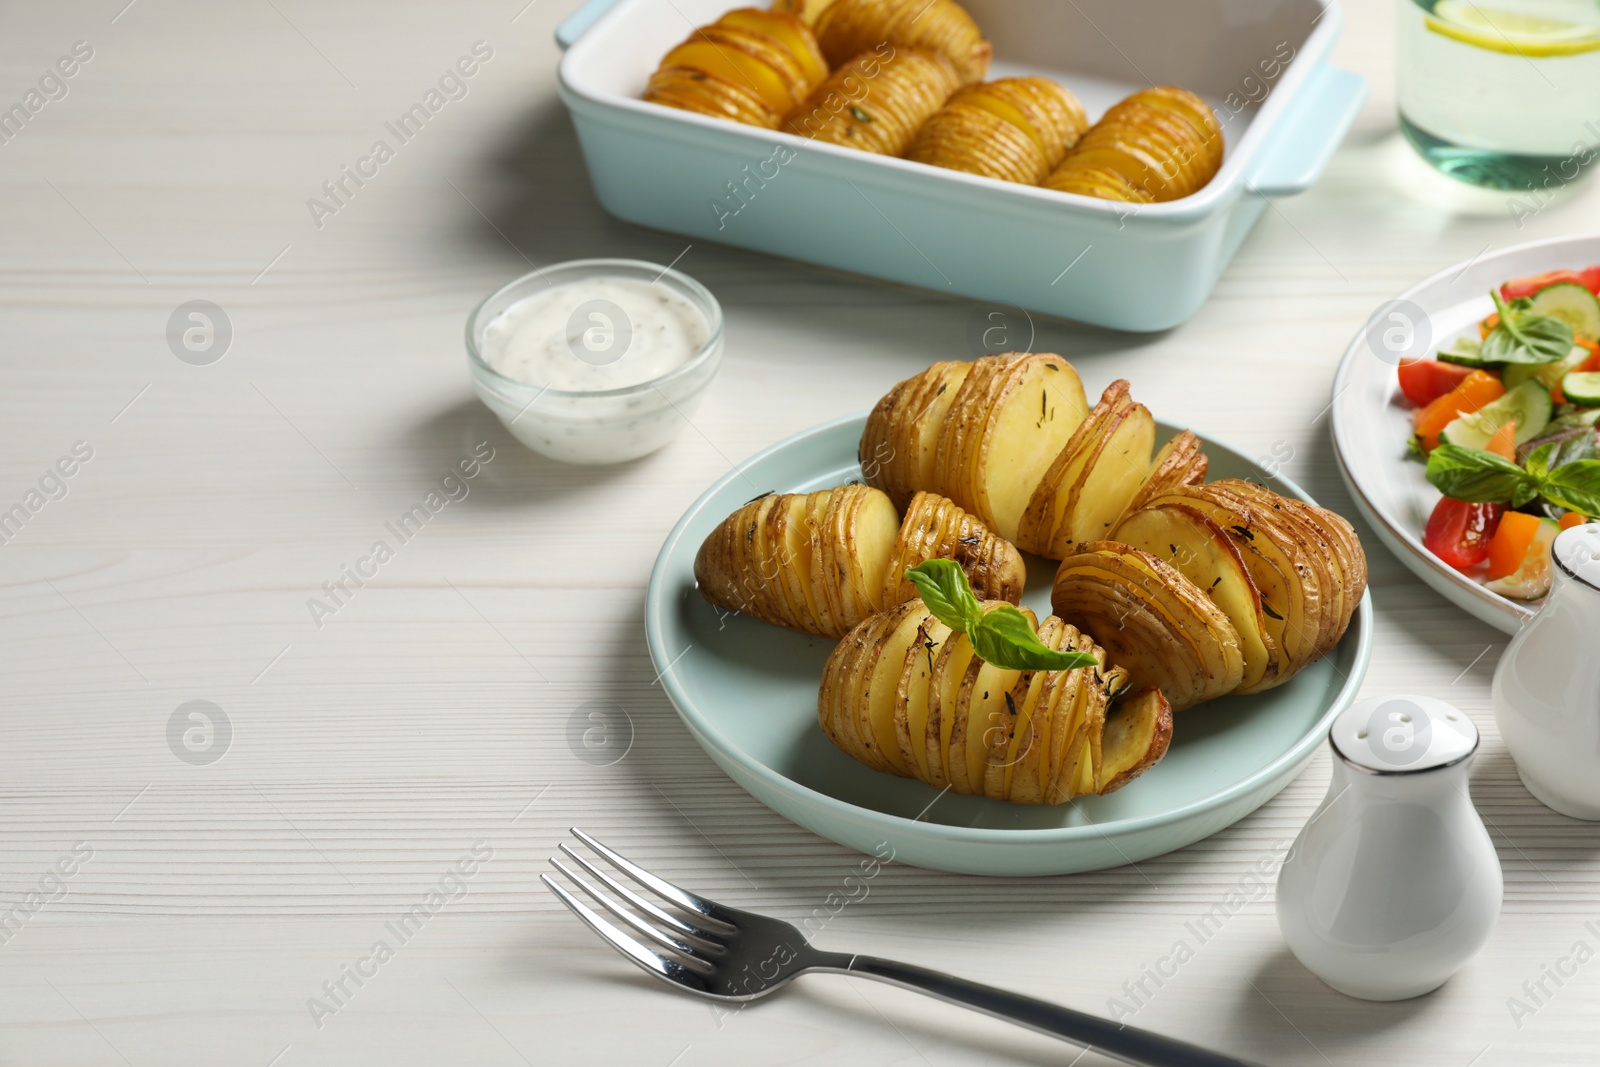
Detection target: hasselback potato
<box><xmin>1045</xmin><ymin>86</ymin><xmax>1224</xmax><ymax>202</ymax></box>
<box><xmin>1051</xmin><ymin>542</ymin><xmax>1243</xmax><ymax>712</ymax></box>
<box><xmin>771</xmin><ymin>0</ymin><xmax>833</xmax><ymax>25</ymax></box>
<box><xmin>1110</xmin><ymin>481</ymin><xmax>1367</xmax><ymax>696</ymax></box>
<box><xmin>693</xmin><ymin>484</ymin><xmax>1024</xmax><ymax>638</ymax></box>
<box><xmin>818</xmin><ymin>598</ymin><xmax>1173</xmax><ymax>802</ymax></box>
<box><xmin>861</xmin><ymin>354</ymin><xmax>1166</xmax><ymax>558</ymax></box>
<box><xmin>782</xmin><ymin>47</ymin><xmax>962</xmax><ymax>154</ymax></box>
<box><xmin>814</xmin><ymin>0</ymin><xmax>992</xmax><ymax>84</ymax></box>
<box><xmin>644</xmin><ymin>8</ymin><xmax>828</xmax><ymax>129</ymax></box>
<box><xmin>858</xmin><ymin>353</ymin><xmax>1368</xmax><ymax>708</ymax></box>
<box><xmin>907</xmin><ymin>77</ymin><xmax>1089</xmax><ymax>185</ymax></box>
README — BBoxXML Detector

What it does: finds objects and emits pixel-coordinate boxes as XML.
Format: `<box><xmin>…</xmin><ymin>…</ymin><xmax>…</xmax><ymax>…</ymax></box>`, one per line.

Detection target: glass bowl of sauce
<box><xmin>466</xmin><ymin>258</ymin><xmax>724</xmax><ymax>464</ymax></box>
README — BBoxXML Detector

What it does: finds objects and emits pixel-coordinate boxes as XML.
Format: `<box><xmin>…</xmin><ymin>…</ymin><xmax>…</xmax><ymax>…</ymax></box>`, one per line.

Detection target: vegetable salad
<box><xmin>1400</xmin><ymin>266</ymin><xmax>1600</xmax><ymax>600</ymax></box>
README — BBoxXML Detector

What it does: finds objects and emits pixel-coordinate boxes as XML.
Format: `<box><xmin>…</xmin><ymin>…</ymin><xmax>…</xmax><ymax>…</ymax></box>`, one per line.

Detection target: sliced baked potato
<box><xmin>907</xmin><ymin>77</ymin><xmax>1089</xmax><ymax>184</ymax></box>
<box><xmin>813</xmin><ymin>0</ymin><xmax>992</xmax><ymax>84</ymax></box>
<box><xmin>1017</xmin><ymin>380</ymin><xmax>1155</xmax><ymax>558</ymax></box>
<box><xmin>782</xmin><ymin>47</ymin><xmax>962</xmax><ymax>154</ymax></box>
<box><xmin>860</xmin><ymin>360</ymin><xmax>972</xmax><ymax>510</ymax></box>
<box><xmin>1113</xmin><ymin>500</ymin><xmax>1279</xmax><ymax>693</ymax></box>
<box><xmin>936</xmin><ymin>353</ymin><xmax>1089</xmax><ymax>543</ymax></box>
<box><xmin>1045</xmin><ymin>85</ymin><xmax>1223</xmax><ymax>202</ymax></box>
<box><xmin>645</xmin><ymin>9</ymin><xmax>829</xmax><ymax>129</ymax></box>
<box><xmin>694</xmin><ymin>484</ymin><xmax>1023</xmax><ymax>638</ymax></box>
<box><xmin>819</xmin><ymin>600</ymin><xmax>1167</xmax><ymax>803</ymax></box>
<box><xmin>1051</xmin><ymin>541</ymin><xmax>1244</xmax><ymax>711</ymax></box>
<box><xmin>1128</xmin><ymin>430</ymin><xmax>1208</xmax><ymax>513</ymax></box>
<box><xmin>771</xmin><ymin>0</ymin><xmax>834</xmax><ymax>25</ymax></box>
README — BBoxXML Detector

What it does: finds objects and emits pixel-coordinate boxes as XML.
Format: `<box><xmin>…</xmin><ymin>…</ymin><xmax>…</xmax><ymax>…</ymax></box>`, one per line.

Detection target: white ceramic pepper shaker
<box><xmin>1493</xmin><ymin>522</ymin><xmax>1600</xmax><ymax>819</ymax></box>
<box><xmin>1276</xmin><ymin>695</ymin><xmax>1501</xmax><ymax>1001</ymax></box>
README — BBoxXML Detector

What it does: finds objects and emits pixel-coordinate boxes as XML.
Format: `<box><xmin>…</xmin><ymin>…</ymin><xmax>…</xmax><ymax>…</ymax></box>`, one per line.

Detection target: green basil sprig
<box><xmin>1479</xmin><ymin>291</ymin><xmax>1576</xmax><ymax>365</ymax></box>
<box><xmin>904</xmin><ymin>560</ymin><xmax>1097</xmax><ymax>672</ymax></box>
<box><xmin>1426</xmin><ymin>443</ymin><xmax>1600</xmax><ymax>516</ymax></box>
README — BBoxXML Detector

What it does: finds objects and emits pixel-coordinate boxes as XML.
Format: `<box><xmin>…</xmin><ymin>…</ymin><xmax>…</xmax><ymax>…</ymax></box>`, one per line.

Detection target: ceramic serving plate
<box><xmin>1331</xmin><ymin>234</ymin><xmax>1600</xmax><ymax>635</ymax></box>
<box><xmin>645</xmin><ymin>414</ymin><xmax>1372</xmax><ymax>876</ymax></box>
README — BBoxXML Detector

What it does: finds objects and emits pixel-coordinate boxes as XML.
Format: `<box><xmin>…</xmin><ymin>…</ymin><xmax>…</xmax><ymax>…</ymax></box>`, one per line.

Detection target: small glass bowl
<box><xmin>465</xmin><ymin>259</ymin><xmax>724</xmax><ymax>465</ymax></box>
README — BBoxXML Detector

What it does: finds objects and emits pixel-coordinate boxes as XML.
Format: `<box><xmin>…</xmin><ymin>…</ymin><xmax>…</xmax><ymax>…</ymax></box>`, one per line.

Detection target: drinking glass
<box><xmin>1398</xmin><ymin>0</ymin><xmax>1600</xmax><ymax>189</ymax></box>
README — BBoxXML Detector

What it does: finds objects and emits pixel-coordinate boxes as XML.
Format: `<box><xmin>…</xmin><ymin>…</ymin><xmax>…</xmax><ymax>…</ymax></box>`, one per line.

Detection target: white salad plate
<box><xmin>645</xmin><ymin>414</ymin><xmax>1372</xmax><ymax>876</ymax></box>
<box><xmin>1331</xmin><ymin>234</ymin><xmax>1600</xmax><ymax>634</ymax></box>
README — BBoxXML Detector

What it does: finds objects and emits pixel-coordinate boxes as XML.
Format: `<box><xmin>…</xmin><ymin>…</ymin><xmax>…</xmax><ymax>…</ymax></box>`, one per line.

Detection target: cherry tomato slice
<box><xmin>1397</xmin><ymin>358</ymin><xmax>1475</xmax><ymax>407</ymax></box>
<box><xmin>1501</xmin><ymin>270</ymin><xmax>1589</xmax><ymax>301</ymax></box>
<box><xmin>1424</xmin><ymin>498</ymin><xmax>1505</xmax><ymax>571</ymax></box>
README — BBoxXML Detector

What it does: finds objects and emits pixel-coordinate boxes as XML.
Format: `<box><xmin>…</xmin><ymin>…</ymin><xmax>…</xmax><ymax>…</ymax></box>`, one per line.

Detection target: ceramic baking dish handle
<box><xmin>1244</xmin><ymin>64</ymin><xmax>1367</xmax><ymax>199</ymax></box>
<box><xmin>555</xmin><ymin>0</ymin><xmax>625</xmax><ymax>49</ymax></box>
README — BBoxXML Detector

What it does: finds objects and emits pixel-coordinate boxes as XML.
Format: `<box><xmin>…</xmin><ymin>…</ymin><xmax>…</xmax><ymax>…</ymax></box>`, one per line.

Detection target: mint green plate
<box><xmin>645</xmin><ymin>414</ymin><xmax>1372</xmax><ymax>876</ymax></box>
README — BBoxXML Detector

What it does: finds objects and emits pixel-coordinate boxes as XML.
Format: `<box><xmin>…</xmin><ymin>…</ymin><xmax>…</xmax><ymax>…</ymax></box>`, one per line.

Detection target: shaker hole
<box><xmin>1356</xmin><ymin>730</ymin><xmax>1369</xmax><ymax>740</ymax></box>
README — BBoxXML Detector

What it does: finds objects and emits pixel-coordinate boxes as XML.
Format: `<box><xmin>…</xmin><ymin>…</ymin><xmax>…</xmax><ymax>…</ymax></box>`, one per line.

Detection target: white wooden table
<box><xmin>3</xmin><ymin>1</ymin><xmax>1599</xmax><ymax>1064</ymax></box>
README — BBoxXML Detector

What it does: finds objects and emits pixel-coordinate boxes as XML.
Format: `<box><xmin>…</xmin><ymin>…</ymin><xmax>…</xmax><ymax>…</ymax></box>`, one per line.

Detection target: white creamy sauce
<box><xmin>481</xmin><ymin>277</ymin><xmax>708</xmax><ymax>392</ymax></box>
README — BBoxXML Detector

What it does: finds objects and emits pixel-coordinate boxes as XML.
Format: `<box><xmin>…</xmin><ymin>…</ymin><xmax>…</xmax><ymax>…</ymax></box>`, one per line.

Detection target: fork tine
<box><xmin>571</xmin><ymin>828</ymin><xmax>736</xmax><ymax>931</ymax></box>
<box><xmin>541</xmin><ymin>874</ymin><xmax>713</xmax><ymax>993</ymax></box>
<box><xmin>550</xmin><ymin>859</ymin><xmax>720</xmax><ymax>971</ymax></box>
<box><xmin>557</xmin><ymin>843</ymin><xmax>724</xmax><ymax>947</ymax></box>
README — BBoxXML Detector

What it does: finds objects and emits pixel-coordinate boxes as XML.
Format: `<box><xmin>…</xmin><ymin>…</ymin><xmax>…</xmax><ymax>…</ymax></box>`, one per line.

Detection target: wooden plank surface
<box><xmin>2</xmin><ymin>0</ymin><xmax>1599</xmax><ymax>1064</ymax></box>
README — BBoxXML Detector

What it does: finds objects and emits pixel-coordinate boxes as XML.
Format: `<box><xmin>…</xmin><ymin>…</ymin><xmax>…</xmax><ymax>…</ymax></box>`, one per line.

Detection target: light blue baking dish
<box><xmin>556</xmin><ymin>0</ymin><xmax>1365</xmax><ymax>332</ymax></box>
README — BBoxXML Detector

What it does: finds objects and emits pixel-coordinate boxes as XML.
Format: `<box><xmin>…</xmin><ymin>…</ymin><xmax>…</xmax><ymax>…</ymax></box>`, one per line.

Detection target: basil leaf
<box><xmin>1526</xmin><ymin>442</ymin><xmax>1555</xmax><ymax>481</ymax></box>
<box><xmin>969</xmin><ymin>605</ymin><xmax>1099</xmax><ymax>672</ymax></box>
<box><xmin>1548</xmin><ymin>430</ymin><xmax>1599</xmax><ymax>469</ymax></box>
<box><xmin>1512</xmin><ymin>482</ymin><xmax>1542</xmax><ymax>509</ymax></box>
<box><xmin>904</xmin><ymin>560</ymin><xmax>983</xmax><ymax>634</ymax></box>
<box><xmin>1542</xmin><ymin>460</ymin><xmax>1600</xmax><ymax>517</ymax></box>
<box><xmin>1482</xmin><ymin>290</ymin><xmax>1576</xmax><ymax>365</ymax></box>
<box><xmin>1425</xmin><ymin>444</ymin><xmax>1537</xmax><ymax>503</ymax></box>
<box><xmin>907</xmin><ymin>562</ymin><xmax>1098</xmax><ymax>672</ymax></box>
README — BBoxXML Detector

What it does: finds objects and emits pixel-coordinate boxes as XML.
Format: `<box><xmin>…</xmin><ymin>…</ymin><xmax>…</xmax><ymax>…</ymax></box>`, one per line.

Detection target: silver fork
<box><xmin>542</xmin><ymin>829</ymin><xmax>1266</xmax><ymax>1067</ymax></box>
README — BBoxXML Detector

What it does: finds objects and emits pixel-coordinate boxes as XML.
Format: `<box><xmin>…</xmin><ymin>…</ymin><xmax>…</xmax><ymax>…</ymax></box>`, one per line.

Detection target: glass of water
<box><xmin>1398</xmin><ymin>0</ymin><xmax>1600</xmax><ymax>189</ymax></box>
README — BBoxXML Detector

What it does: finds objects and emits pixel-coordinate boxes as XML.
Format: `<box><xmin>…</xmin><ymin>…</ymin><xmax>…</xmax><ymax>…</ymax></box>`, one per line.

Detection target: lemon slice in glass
<box><xmin>1426</xmin><ymin>0</ymin><xmax>1600</xmax><ymax>56</ymax></box>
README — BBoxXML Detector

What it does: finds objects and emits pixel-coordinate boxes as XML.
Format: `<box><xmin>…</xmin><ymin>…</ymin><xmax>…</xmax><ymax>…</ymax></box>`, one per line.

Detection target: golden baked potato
<box><xmin>1016</xmin><ymin>379</ymin><xmax>1156</xmax><ymax>559</ymax></box>
<box><xmin>861</xmin><ymin>354</ymin><xmax>1208</xmax><ymax>559</ymax></box>
<box><xmin>782</xmin><ymin>47</ymin><xmax>962</xmax><ymax>154</ymax></box>
<box><xmin>813</xmin><ymin>0</ymin><xmax>992</xmax><ymax>84</ymax></box>
<box><xmin>771</xmin><ymin>0</ymin><xmax>834</xmax><ymax>25</ymax></box>
<box><xmin>644</xmin><ymin>8</ymin><xmax>828</xmax><ymax>129</ymax></box>
<box><xmin>907</xmin><ymin>77</ymin><xmax>1089</xmax><ymax>185</ymax></box>
<box><xmin>1046</xmin><ymin>86</ymin><xmax>1224</xmax><ymax>202</ymax></box>
<box><xmin>861</xmin><ymin>353</ymin><xmax>1090</xmax><ymax>539</ymax></box>
<box><xmin>818</xmin><ymin>597</ymin><xmax>1172</xmax><ymax>802</ymax></box>
<box><xmin>1127</xmin><ymin>429</ymin><xmax>1207</xmax><ymax>513</ymax></box>
<box><xmin>1051</xmin><ymin>541</ymin><xmax>1243</xmax><ymax>712</ymax></box>
<box><xmin>1112</xmin><ymin>482</ymin><xmax>1366</xmax><ymax>694</ymax></box>
<box><xmin>693</xmin><ymin>484</ymin><xmax>1024</xmax><ymax>638</ymax></box>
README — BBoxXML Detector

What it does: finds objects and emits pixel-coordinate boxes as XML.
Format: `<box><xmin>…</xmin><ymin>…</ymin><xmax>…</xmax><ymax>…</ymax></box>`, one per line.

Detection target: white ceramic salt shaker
<box><xmin>1493</xmin><ymin>522</ymin><xmax>1600</xmax><ymax>819</ymax></box>
<box><xmin>1276</xmin><ymin>695</ymin><xmax>1501</xmax><ymax>1001</ymax></box>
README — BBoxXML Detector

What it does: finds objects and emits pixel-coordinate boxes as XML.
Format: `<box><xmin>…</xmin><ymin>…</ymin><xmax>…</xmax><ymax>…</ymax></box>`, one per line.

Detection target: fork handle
<box><xmin>817</xmin><ymin>953</ymin><xmax>1267</xmax><ymax>1067</ymax></box>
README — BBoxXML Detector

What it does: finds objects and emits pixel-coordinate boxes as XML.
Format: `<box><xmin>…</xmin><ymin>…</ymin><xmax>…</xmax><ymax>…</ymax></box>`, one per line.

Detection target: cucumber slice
<box><xmin>1504</xmin><ymin>344</ymin><xmax>1590</xmax><ymax>391</ymax></box>
<box><xmin>1436</xmin><ymin>336</ymin><xmax>1488</xmax><ymax>367</ymax></box>
<box><xmin>1528</xmin><ymin>282</ymin><xmax>1600</xmax><ymax>342</ymax></box>
<box><xmin>1562</xmin><ymin>371</ymin><xmax>1600</xmax><ymax>406</ymax></box>
<box><xmin>1438</xmin><ymin>379</ymin><xmax>1553</xmax><ymax>449</ymax></box>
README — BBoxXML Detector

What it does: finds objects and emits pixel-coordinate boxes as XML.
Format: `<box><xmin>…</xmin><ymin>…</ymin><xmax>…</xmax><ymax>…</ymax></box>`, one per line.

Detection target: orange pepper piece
<box><xmin>1560</xmin><ymin>511</ymin><xmax>1589</xmax><ymax>530</ymax></box>
<box><xmin>1488</xmin><ymin>511</ymin><xmax>1541</xmax><ymax>580</ymax></box>
<box><xmin>1484</xmin><ymin>419</ymin><xmax>1517</xmax><ymax>460</ymax></box>
<box><xmin>1576</xmin><ymin>338</ymin><xmax>1600</xmax><ymax>374</ymax></box>
<box><xmin>1412</xmin><ymin>370</ymin><xmax>1506</xmax><ymax>451</ymax></box>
